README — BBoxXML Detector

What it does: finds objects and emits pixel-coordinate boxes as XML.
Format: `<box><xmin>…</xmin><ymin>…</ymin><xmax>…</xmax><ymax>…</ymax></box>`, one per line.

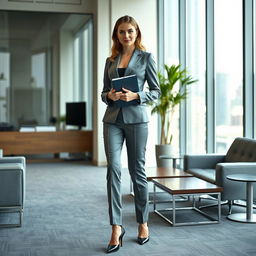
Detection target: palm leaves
<box><xmin>151</xmin><ymin>64</ymin><xmax>198</xmax><ymax>144</ymax></box>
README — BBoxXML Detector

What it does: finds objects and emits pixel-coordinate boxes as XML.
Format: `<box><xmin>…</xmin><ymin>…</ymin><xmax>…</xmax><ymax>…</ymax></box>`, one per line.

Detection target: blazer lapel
<box><xmin>108</xmin><ymin>49</ymin><xmax>143</xmax><ymax>78</ymax></box>
<box><xmin>108</xmin><ymin>55</ymin><xmax>121</xmax><ymax>79</ymax></box>
<box><xmin>124</xmin><ymin>49</ymin><xmax>142</xmax><ymax>76</ymax></box>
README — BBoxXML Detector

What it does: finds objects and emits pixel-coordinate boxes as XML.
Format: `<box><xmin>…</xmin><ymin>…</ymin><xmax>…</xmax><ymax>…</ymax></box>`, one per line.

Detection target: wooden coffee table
<box><xmin>130</xmin><ymin>167</ymin><xmax>193</xmax><ymax>196</ymax></box>
<box><xmin>146</xmin><ymin>166</ymin><xmax>192</xmax><ymax>180</ymax></box>
<box><xmin>152</xmin><ymin>177</ymin><xmax>223</xmax><ymax>226</ymax></box>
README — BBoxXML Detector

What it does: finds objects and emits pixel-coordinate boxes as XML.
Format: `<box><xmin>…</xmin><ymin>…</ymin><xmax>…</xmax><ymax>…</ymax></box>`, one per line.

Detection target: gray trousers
<box><xmin>103</xmin><ymin>121</ymin><xmax>149</xmax><ymax>225</ymax></box>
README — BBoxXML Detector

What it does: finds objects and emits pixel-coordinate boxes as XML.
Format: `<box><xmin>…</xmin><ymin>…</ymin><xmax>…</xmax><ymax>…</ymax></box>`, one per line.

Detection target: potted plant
<box><xmin>149</xmin><ymin>64</ymin><xmax>198</xmax><ymax>167</ymax></box>
<box><xmin>56</xmin><ymin>115</ymin><xmax>66</xmax><ymax>130</ymax></box>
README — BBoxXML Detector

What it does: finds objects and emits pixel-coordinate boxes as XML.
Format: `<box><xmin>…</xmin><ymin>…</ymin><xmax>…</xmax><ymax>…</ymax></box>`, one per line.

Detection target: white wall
<box><xmin>93</xmin><ymin>0</ymin><xmax>111</xmax><ymax>166</ymax></box>
<box><xmin>110</xmin><ymin>0</ymin><xmax>157</xmax><ymax>55</ymax></box>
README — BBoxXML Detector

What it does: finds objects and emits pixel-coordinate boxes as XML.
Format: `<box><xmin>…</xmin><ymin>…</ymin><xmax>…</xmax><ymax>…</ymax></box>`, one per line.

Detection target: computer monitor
<box><xmin>66</xmin><ymin>102</ymin><xmax>86</xmax><ymax>130</ymax></box>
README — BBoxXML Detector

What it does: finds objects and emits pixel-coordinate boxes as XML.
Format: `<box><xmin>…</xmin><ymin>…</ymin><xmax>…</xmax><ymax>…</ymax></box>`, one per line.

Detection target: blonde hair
<box><xmin>109</xmin><ymin>15</ymin><xmax>145</xmax><ymax>61</ymax></box>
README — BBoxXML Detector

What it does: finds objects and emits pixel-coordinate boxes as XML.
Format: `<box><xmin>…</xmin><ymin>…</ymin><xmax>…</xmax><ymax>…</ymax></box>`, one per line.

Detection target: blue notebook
<box><xmin>111</xmin><ymin>74</ymin><xmax>139</xmax><ymax>107</ymax></box>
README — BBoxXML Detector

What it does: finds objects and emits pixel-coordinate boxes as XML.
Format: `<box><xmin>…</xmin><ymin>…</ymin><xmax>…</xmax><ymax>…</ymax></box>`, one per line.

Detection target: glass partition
<box><xmin>0</xmin><ymin>11</ymin><xmax>93</xmax><ymax>131</ymax></box>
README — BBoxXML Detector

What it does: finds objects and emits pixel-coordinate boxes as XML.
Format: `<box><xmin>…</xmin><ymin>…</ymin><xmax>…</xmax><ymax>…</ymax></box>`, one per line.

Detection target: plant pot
<box><xmin>155</xmin><ymin>144</ymin><xmax>173</xmax><ymax>167</ymax></box>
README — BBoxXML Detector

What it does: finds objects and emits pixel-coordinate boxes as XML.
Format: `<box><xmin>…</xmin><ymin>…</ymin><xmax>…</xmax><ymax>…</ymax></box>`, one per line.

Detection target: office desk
<box><xmin>0</xmin><ymin>130</ymin><xmax>93</xmax><ymax>155</ymax></box>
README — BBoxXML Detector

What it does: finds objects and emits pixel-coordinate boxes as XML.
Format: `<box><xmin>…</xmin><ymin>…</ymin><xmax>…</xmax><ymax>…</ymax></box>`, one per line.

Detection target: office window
<box><xmin>73</xmin><ymin>19</ymin><xmax>93</xmax><ymax>130</ymax></box>
<box><xmin>186</xmin><ymin>0</ymin><xmax>206</xmax><ymax>153</ymax></box>
<box><xmin>74</xmin><ymin>37</ymin><xmax>80</xmax><ymax>101</ymax></box>
<box><xmin>164</xmin><ymin>0</ymin><xmax>180</xmax><ymax>153</ymax></box>
<box><xmin>30</xmin><ymin>52</ymin><xmax>47</xmax><ymax>124</ymax></box>
<box><xmin>214</xmin><ymin>0</ymin><xmax>243</xmax><ymax>152</ymax></box>
<box><xmin>164</xmin><ymin>0</ymin><xmax>179</xmax><ymax>65</ymax></box>
<box><xmin>158</xmin><ymin>0</ymin><xmax>256</xmax><ymax>155</ymax></box>
<box><xmin>82</xmin><ymin>20</ymin><xmax>93</xmax><ymax>130</ymax></box>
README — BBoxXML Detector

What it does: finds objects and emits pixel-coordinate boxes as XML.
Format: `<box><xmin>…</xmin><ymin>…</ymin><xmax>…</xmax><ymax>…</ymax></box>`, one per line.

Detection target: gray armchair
<box><xmin>0</xmin><ymin>156</ymin><xmax>26</xmax><ymax>227</ymax></box>
<box><xmin>184</xmin><ymin>137</ymin><xmax>256</xmax><ymax>212</ymax></box>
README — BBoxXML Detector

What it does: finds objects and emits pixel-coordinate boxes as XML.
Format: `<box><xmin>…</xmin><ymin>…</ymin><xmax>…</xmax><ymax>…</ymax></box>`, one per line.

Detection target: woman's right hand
<box><xmin>107</xmin><ymin>89</ymin><xmax>122</xmax><ymax>101</ymax></box>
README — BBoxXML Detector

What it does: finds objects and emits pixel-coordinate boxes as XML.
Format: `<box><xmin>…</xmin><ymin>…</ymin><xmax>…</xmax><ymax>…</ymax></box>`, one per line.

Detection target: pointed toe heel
<box><xmin>106</xmin><ymin>226</ymin><xmax>125</xmax><ymax>253</ymax></box>
<box><xmin>106</xmin><ymin>244</ymin><xmax>120</xmax><ymax>254</ymax></box>
<box><xmin>137</xmin><ymin>236</ymin><xmax>149</xmax><ymax>245</ymax></box>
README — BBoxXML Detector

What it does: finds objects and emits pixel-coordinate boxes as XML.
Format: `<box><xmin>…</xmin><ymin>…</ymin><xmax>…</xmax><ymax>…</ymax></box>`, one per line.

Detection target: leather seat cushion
<box><xmin>185</xmin><ymin>168</ymin><xmax>216</xmax><ymax>184</ymax></box>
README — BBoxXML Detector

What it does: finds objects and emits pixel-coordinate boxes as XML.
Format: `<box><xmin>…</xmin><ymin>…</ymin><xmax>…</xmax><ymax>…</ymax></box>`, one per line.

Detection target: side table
<box><xmin>226</xmin><ymin>173</ymin><xmax>256</xmax><ymax>223</ymax></box>
<box><xmin>159</xmin><ymin>155</ymin><xmax>183</xmax><ymax>169</ymax></box>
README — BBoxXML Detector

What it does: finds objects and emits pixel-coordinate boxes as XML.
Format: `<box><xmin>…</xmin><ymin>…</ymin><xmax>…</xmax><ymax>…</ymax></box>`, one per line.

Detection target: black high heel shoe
<box><xmin>106</xmin><ymin>226</ymin><xmax>125</xmax><ymax>254</ymax></box>
<box><xmin>137</xmin><ymin>236</ymin><xmax>149</xmax><ymax>245</ymax></box>
<box><xmin>137</xmin><ymin>225</ymin><xmax>149</xmax><ymax>245</ymax></box>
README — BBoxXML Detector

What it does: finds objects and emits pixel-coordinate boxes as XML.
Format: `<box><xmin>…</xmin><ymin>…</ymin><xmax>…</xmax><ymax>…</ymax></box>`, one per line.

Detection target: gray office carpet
<box><xmin>0</xmin><ymin>161</ymin><xmax>256</xmax><ymax>256</ymax></box>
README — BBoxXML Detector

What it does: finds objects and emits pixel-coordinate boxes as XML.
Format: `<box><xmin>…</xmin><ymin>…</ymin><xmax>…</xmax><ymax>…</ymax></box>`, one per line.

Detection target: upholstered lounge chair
<box><xmin>0</xmin><ymin>156</ymin><xmax>26</xmax><ymax>227</ymax></box>
<box><xmin>184</xmin><ymin>137</ymin><xmax>256</xmax><ymax>213</ymax></box>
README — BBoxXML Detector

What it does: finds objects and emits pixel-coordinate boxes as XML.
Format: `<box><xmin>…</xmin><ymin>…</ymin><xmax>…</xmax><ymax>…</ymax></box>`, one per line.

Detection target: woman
<box><xmin>101</xmin><ymin>15</ymin><xmax>161</xmax><ymax>254</ymax></box>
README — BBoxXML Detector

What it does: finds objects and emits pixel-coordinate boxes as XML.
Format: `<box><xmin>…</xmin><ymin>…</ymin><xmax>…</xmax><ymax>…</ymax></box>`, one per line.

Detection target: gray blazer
<box><xmin>101</xmin><ymin>49</ymin><xmax>161</xmax><ymax>124</ymax></box>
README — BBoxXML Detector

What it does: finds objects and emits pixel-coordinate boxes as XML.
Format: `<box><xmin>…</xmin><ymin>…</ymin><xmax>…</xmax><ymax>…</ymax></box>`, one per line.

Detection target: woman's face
<box><xmin>117</xmin><ymin>22</ymin><xmax>137</xmax><ymax>48</ymax></box>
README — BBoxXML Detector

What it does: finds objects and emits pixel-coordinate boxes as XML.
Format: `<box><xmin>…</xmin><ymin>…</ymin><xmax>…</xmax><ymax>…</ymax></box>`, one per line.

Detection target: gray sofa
<box><xmin>0</xmin><ymin>156</ymin><xmax>26</xmax><ymax>227</ymax></box>
<box><xmin>184</xmin><ymin>137</ymin><xmax>256</xmax><ymax>210</ymax></box>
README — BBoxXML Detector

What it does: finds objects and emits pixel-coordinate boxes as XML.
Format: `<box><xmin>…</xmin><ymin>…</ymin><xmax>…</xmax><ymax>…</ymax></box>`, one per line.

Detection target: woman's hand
<box><xmin>107</xmin><ymin>89</ymin><xmax>122</xmax><ymax>101</ymax></box>
<box><xmin>120</xmin><ymin>88</ymin><xmax>139</xmax><ymax>102</ymax></box>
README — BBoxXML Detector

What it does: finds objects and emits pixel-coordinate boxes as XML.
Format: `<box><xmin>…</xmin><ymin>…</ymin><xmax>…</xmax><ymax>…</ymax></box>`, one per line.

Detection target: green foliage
<box><xmin>57</xmin><ymin>115</ymin><xmax>66</xmax><ymax>124</ymax></box>
<box><xmin>150</xmin><ymin>64</ymin><xmax>198</xmax><ymax>144</ymax></box>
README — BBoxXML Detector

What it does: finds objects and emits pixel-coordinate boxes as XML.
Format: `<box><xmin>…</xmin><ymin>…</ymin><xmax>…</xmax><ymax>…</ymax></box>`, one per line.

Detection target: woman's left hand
<box><xmin>120</xmin><ymin>88</ymin><xmax>139</xmax><ymax>102</ymax></box>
